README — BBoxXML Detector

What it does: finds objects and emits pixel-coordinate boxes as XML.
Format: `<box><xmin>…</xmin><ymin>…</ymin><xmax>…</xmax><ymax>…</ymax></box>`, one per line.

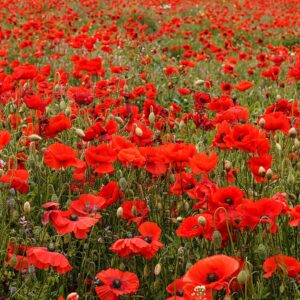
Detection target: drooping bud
<box><xmin>154</xmin><ymin>263</ymin><xmax>162</xmax><ymax>276</ymax></box>
<box><xmin>135</xmin><ymin>126</ymin><xmax>143</xmax><ymax>137</ymax></box>
<box><xmin>258</xmin><ymin>118</ymin><xmax>265</xmax><ymax>128</ymax></box>
<box><xmin>74</xmin><ymin>128</ymin><xmax>85</xmax><ymax>138</ymax></box>
<box><xmin>116</xmin><ymin>207</ymin><xmax>123</xmax><ymax>218</ymax></box>
<box><xmin>148</xmin><ymin>112</ymin><xmax>155</xmax><ymax>124</ymax></box>
<box><xmin>213</xmin><ymin>230</ymin><xmax>222</xmax><ymax>247</ymax></box>
<box><xmin>288</xmin><ymin>127</ymin><xmax>297</xmax><ymax>138</ymax></box>
<box><xmin>266</xmin><ymin>169</ymin><xmax>273</xmax><ymax>180</ymax></box>
<box><xmin>29</xmin><ymin>134</ymin><xmax>42</xmax><ymax>141</ymax></box>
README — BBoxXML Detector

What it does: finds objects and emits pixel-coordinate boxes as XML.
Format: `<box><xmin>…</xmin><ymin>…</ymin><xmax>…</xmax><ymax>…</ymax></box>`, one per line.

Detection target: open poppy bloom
<box><xmin>0</xmin><ymin>130</ymin><xmax>11</xmax><ymax>150</ymax></box>
<box><xmin>183</xmin><ymin>255</ymin><xmax>240</xmax><ymax>298</ymax></box>
<box><xmin>27</xmin><ymin>246</ymin><xmax>72</xmax><ymax>274</ymax></box>
<box><xmin>48</xmin><ymin>210</ymin><xmax>99</xmax><ymax>239</ymax></box>
<box><xmin>0</xmin><ymin>169</ymin><xmax>29</xmax><ymax>193</ymax></box>
<box><xmin>263</xmin><ymin>255</ymin><xmax>300</xmax><ymax>282</ymax></box>
<box><xmin>44</xmin><ymin>142</ymin><xmax>78</xmax><ymax>169</ymax></box>
<box><xmin>6</xmin><ymin>242</ymin><xmax>32</xmax><ymax>272</ymax></box>
<box><xmin>166</xmin><ymin>278</ymin><xmax>186</xmax><ymax>300</ymax></box>
<box><xmin>95</xmin><ymin>268</ymin><xmax>139</xmax><ymax>300</ymax></box>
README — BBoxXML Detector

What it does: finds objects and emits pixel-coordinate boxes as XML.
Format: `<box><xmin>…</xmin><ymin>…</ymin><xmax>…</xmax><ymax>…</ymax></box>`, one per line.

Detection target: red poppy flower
<box><xmin>48</xmin><ymin>210</ymin><xmax>99</xmax><ymax>239</ymax></box>
<box><xmin>183</xmin><ymin>255</ymin><xmax>240</xmax><ymax>298</ymax></box>
<box><xmin>233</xmin><ymin>80</ymin><xmax>254</xmax><ymax>92</ymax></box>
<box><xmin>109</xmin><ymin>237</ymin><xmax>149</xmax><ymax>258</ymax></box>
<box><xmin>247</xmin><ymin>154</ymin><xmax>272</xmax><ymax>182</ymax></box>
<box><xmin>85</xmin><ymin>144</ymin><xmax>117</xmax><ymax>175</ymax></box>
<box><xmin>44</xmin><ymin>142</ymin><xmax>78</xmax><ymax>169</ymax></box>
<box><xmin>0</xmin><ymin>169</ymin><xmax>29</xmax><ymax>193</ymax></box>
<box><xmin>166</xmin><ymin>278</ymin><xmax>185</xmax><ymax>300</ymax></box>
<box><xmin>288</xmin><ymin>206</ymin><xmax>300</xmax><ymax>226</ymax></box>
<box><xmin>12</xmin><ymin>64</ymin><xmax>38</xmax><ymax>80</ymax></box>
<box><xmin>121</xmin><ymin>200</ymin><xmax>149</xmax><ymax>225</ymax></box>
<box><xmin>117</xmin><ymin>148</ymin><xmax>146</xmax><ymax>168</ymax></box>
<box><xmin>44</xmin><ymin>113</ymin><xmax>72</xmax><ymax>138</ymax></box>
<box><xmin>189</xmin><ymin>151</ymin><xmax>218</xmax><ymax>175</ymax></box>
<box><xmin>97</xmin><ymin>181</ymin><xmax>124</xmax><ymax>209</ymax></box>
<box><xmin>263</xmin><ymin>255</ymin><xmax>300</xmax><ymax>281</ymax></box>
<box><xmin>258</xmin><ymin>112</ymin><xmax>291</xmax><ymax>134</ymax></box>
<box><xmin>67</xmin><ymin>86</ymin><xmax>94</xmax><ymax>106</ymax></box>
<box><xmin>210</xmin><ymin>186</ymin><xmax>244</xmax><ymax>215</ymax></box>
<box><xmin>137</xmin><ymin>221</ymin><xmax>164</xmax><ymax>259</ymax></box>
<box><xmin>6</xmin><ymin>242</ymin><xmax>32</xmax><ymax>272</ymax></box>
<box><xmin>42</xmin><ymin>202</ymin><xmax>60</xmax><ymax>225</ymax></box>
<box><xmin>27</xmin><ymin>246</ymin><xmax>72</xmax><ymax>274</ymax></box>
<box><xmin>68</xmin><ymin>194</ymin><xmax>106</xmax><ymax>216</ymax></box>
<box><xmin>0</xmin><ymin>130</ymin><xmax>11</xmax><ymax>150</ymax></box>
<box><xmin>95</xmin><ymin>268</ymin><xmax>139</xmax><ymax>300</ymax></box>
<box><xmin>176</xmin><ymin>213</ymin><xmax>213</xmax><ymax>239</ymax></box>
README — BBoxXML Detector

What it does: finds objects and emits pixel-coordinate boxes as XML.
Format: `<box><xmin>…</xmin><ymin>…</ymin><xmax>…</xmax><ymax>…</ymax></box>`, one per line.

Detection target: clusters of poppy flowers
<box><xmin>1</xmin><ymin>0</ymin><xmax>300</xmax><ymax>299</ymax></box>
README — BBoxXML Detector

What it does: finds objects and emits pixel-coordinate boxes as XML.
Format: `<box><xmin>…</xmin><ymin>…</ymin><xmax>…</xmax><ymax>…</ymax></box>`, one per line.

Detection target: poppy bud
<box><xmin>116</xmin><ymin>207</ymin><xmax>123</xmax><ymax>218</ymax></box>
<box><xmin>237</xmin><ymin>270</ymin><xmax>250</xmax><ymax>284</ymax></box>
<box><xmin>60</xmin><ymin>100</ymin><xmax>67</xmax><ymax>110</ymax></box>
<box><xmin>143</xmin><ymin>264</ymin><xmax>150</xmax><ymax>278</ymax></box>
<box><xmin>154</xmin><ymin>263</ymin><xmax>162</xmax><ymax>276</ymax></box>
<box><xmin>258</xmin><ymin>166</ymin><xmax>266</xmax><ymax>177</ymax></box>
<box><xmin>120</xmin><ymin>178</ymin><xmax>128</xmax><ymax>191</ymax></box>
<box><xmin>275</xmin><ymin>143</ymin><xmax>282</xmax><ymax>151</ymax></box>
<box><xmin>258</xmin><ymin>118</ymin><xmax>265</xmax><ymax>128</ymax></box>
<box><xmin>183</xmin><ymin>200</ymin><xmax>189</xmax><ymax>211</ymax></box>
<box><xmin>280</xmin><ymin>283</ymin><xmax>285</xmax><ymax>294</ymax></box>
<box><xmin>213</xmin><ymin>230</ymin><xmax>222</xmax><ymax>247</ymax></box>
<box><xmin>197</xmin><ymin>216</ymin><xmax>206</xmax><ymax>226</ymax></box>
<box><xmin>276</xmin><ymin>94</ymin><xmax>281</xmax><ymax>100</ymax></box>
<box><xmin>294</xmin><ymin>138</ymin><xmax>300</xmax><ymax>148</ymax></box>
<box><xmin>287</xmin><ymin>173</ymin><xmax>295</xmax><ymax>184</ymax></box>
<box><xmin>66</xmin><ymin>293</ymin><xmax>79</xmax><ymax>300</ymax></box>
<box><xmin>288</xmin><ymin>127</ymin><xmax>297</xmax><ymax>138</ymax></box>
<box><xmin>115</xmin><ymin>117</ymin><xmax>124</xmax><ymax>125</ymax></box>
<box><xmin>74</xmin><ymin>128</ymin><xmax>85</xmax><ymax>138</ymax></box>
<box><xmin>51</xmin><ymin>193</ymin><xmax>59</xmax><ymax>202</ymax></box>
<box><xmin>179</xmin><ymin>120</ymin><xmax>185</xmax><ymax>130</ymax></box>
<box><xmin>266</xmin><ymin>168</ymin><xmax>273</xmax><ymax>180</ymax></box>
<box><xmin>148</xmin><ymin>112</ymin><xmax>155</xmax><ymax>124</ymax></box>
<box><xmin>65</xmin><ymin>106</ymin><xmax>71</xmax><ymax>116</ymax></box>
<box><xmin>119</xmin><ymin>262</ymin><xmax>126</xmax><ymax>271</ymax></box>
<box><xmin>176</xmin><ymin>216</ymin><xmax>183</xmax><ymax>222</ymax></box>
<box><xmin>135</xmin><ymin>126</ymin><xmax>143</xmax><ymax>137</ymax></box>
<box><xmin>224</xmin><ymin>160</ymin><xmax>232</xmax><ymax>171</ymax></box>
<box><xmin>256</xmin><ymin>243</ymin><xmax>267</xmax><ymax>259</ymax></box>
<box><xmin>23</xmin><ymin>201</ymin><xmax>31</xmax><ymax>214</ymax></box>
<box><xmin>153</xmin><ymin>279</ymin><xmax>160</xmax><ymax>290</ymax></box>
<box><xmin>29</xmin><ymin>134</ymin><xmax>42</xmax><ymax>141</ymax></box>
<box><xmin>194</xmin><ymin>79</ymin><xmax>205</xmax><ymax>86</ymax></box>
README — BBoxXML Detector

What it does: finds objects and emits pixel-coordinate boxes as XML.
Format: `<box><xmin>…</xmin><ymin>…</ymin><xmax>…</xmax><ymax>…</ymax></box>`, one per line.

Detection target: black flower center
<box><xmin>112</xmin><ymin>279</ymin><xmax>122</xmax><ymax>290</ymax></box>
<box><xmin>47</xmin><ymin>245</ymin><xmax>55</xmax><ymax>252</ymax></box>
<box><xmin>206</xmin><ymin>273</ymin><xmax>219</xmax><ymax>283</ymax></box>
<box><xmin>224</xmin><ymin>198</ymin><xmax>233</xmax><ymax>205</ymax></box>
<box><xmin>70</xmin><ymin>214</ymin><xmax>78</xmax><ymax>221</ymax></box>
<box><xmin>176</xmin><ymin>290</ymin><xmax>184</xmax><ymax>296</ymax></box>
<box><xmin>144</xmin><ymin>236</ymin><xmax>152</xmax><ymax>243</ymax></box>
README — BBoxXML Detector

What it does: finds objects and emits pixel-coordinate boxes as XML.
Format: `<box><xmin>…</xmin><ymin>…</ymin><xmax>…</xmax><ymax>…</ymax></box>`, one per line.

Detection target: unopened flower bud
<box><xmin>148</xmin><ymin>112</ymin><xmax>155</xmax><ymax>124</ymax></box>
<box><xmin>224</xmin><ymin>160</ymin><xmax>232</xmax><ymax>172</ymax></box>
<box><xmin>59</xmin><ymin>100</ymin><xmax>67</xmax><ymax>110</ymax></box>
<box><xmin>287</xmin><ymin>173</ymin><xmax>295</xmax><ymax>184</ymax></box>
<box><xmin>131</xmin><ymin>205</ymin><xmax>137</xmax><ymax>217</ymax></box>
<box><xmin>266</xmin><ymin>169</ymin><xmax>273</xmax><ymax>180</ymax></box>
<box><xmin>198</xmin><ymin>216</ymin><xmax>206</xmax><ymax>226</ymax></box>
<box><xmin>258</xmin><ymin>166</ymin><xmax>266</xmax><ymax>177</ymax></box>
<box><xmin>29</xmin><ymin>134</ymin><xmax>42</xmax><ymax>141</ymax></box>
<box><xmin>294</xmin><ymin>138</ymin><xmax>300</xmax><ymax>148</ymax></box>
<box><xmin>258</xmin><ymin>118</ymin><xmax>265</xmax><ymax>128</ymax></box>
<box><xmin>74</xmin><ymin>128</ymin><xmax>85</xmax><ymax>137</ymax></box>
<box><xmin>237</xmin><ymin>270</ymin><xmax>250</xmax><ymax>284</ymax></box>
<box><xmin>66</xmin><ymin>292</ymin><xmax>79</xmax><ymax>300</ymax></box>
<box><xmin>194</xmin><ymin>79</ymin><xmax>205</xmax><ymax>86</ymax></box>
<box><xmin>213</xmin><ymin>230</ymin><xmax>222</xmax><ymax>247</ymax></box>
<box><xmin>179</xmin><ymin>120</ymin><xmax>185</xmax><ymax>130</ymax></box>
<box><xmin>256</xmin><ymin>243</ymin><xmax>267</xmax><ymax>259</ymax></box>
<box><xmin>118</xmin><ymin>177</ymin><xmax>127</xmax><ymax>191</ymax></box>
<box><xmin>275</xmin><ymin>143</ymin><xmax>282</xmax><ymax>151</ymax></box>
<box><xmin>23</xmin><ymin>201</ymin><xmax>31</xmax><ymax>214</ymax></box>
<box><xmin>154</xmin><ymin>263</ymin><xmax>162</xmax><ymax>276</ymax></box>
<box><xmin>288</xmin><ymin>127</ymin><xmax>297</xmax><ymax>138</ymax></box>
<box><xmin>135</xmin><ymin>126</ymin><xmax>143</xmax><ymax>137</ymax></box>
<box><xmin>116</xmin><ymin>207</ymin><xmax>123</xmax><ymax>218</ymax></box>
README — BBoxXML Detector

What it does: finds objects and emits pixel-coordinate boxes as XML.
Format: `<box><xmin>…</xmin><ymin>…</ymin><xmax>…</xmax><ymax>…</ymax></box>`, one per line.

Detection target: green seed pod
<box><xmin>237</xmin><ymin>270</ymin><xmax>250</xmax><ymax>284</ymax></box>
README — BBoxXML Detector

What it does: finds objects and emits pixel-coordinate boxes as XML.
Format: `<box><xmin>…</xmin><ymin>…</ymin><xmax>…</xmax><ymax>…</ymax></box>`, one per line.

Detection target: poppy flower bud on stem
<box><xmin>198</xmin><ymin>215</ymin><xmax>206</xmax><ymax>226</ymax></box>
<box><xmin>135</xmin><ymin>125</ymin><xmax>143</xmax><ymax>137</ymax></box>
<box><xmin>118</xmin><ymin>177</ymin><xmax>127</xmax><ymax>190</ymax></box>
<box><xmin>23</xmin><ymin>201</ymin><xmax>31</xmax><ymax>214</ymax></box>
<box><xmin>266</xmin><ymin>168</ymin><xmax>273</xmax><ymax>180</ymax></box>
<box><xmin>154</xmin><ymin>263</ymin><xmax>162</xmax><ymax>276</ymax></box>
<box><xmin>66</xmin><ymin>292</ymin><xmax>79</xmax><ymax>300</ymax></box>
<box><xmin>213</xmin><ymin>230</ymin><xmax>222</xmax><ymax>247</ymax></box>
<box><xmin>224</xmin><ymin>160</ymin><xmax>232</xmax><ymax>172</ymax></box>
<box><xmin>258</xmin><ymin>166</ymin><xmax>266</xmax><ymax>178</ymax></box>
<box><xmin>258</xmin><ymin>118</ymin><xmax>265</xmax><ymax>128</ymax></box>
<box><xmin>288</xmin><ymin>127</ymin><xmax>297</xmax><ymax>138</ymax></box>
<box><xmin>237</xmin><ymin>270</ymin><xmax>250</xmax><ymax>284</ymax></box>
<box><xmin>116</xmin><ymin>207</ymin><xmax>123</xmax><ymax>218</ymax></box>
<box><xmin>294</xmin><ymin>138</ymin><xmax>300</xmax><ymax>148</ymax></box>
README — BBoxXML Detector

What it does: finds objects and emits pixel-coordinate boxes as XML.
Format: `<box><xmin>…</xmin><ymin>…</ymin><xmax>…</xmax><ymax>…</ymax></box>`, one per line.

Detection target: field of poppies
<box><xmin>0</xmin><ymin>0</ymin><xmax>300</xmax><ymax>299</ymax></box>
